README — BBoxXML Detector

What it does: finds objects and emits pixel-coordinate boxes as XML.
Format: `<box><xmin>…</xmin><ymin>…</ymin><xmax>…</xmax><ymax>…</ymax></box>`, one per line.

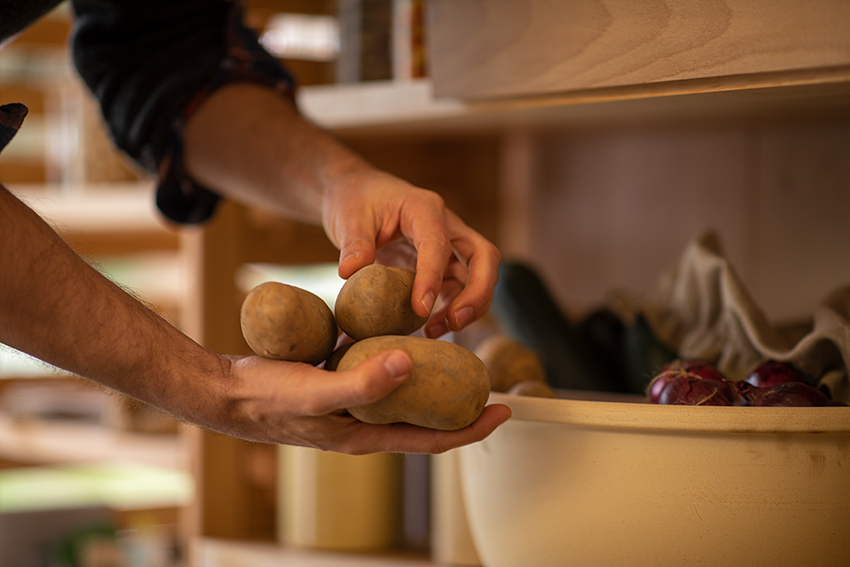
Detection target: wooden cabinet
<box><xmin>427</xmin><ymin>0</ymin><xmax>850</xmax><ymax>100</ymax></box>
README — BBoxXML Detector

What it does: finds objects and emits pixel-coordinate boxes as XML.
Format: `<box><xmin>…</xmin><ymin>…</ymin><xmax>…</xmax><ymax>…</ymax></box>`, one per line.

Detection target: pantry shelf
<box><xmin>298</xmin><ymin>68</ymin><xmax>850</xmax><ymax>137</ymax></box>
<box><xmin>0</xmin><ymin>413</ymin><xmax>187</xmax><ymax>470</ymax></box>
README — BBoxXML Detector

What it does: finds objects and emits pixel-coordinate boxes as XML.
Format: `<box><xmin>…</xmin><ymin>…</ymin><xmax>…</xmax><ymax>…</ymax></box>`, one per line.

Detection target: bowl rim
<box><xmin>488</xmin><ymin>391</ymin><xmax>850</xmax><ymax>433</ymax></box>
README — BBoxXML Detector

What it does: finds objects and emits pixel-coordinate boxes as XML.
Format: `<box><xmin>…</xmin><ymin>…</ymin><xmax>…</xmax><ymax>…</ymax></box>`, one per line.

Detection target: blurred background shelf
<box><xmin>197</xmin><ymin>538</ymin><xmax>435</xmax><ymax>566</ymax></box>
<box><xmin>0</xmin><ymin>407</ymin><xmax>187</xmax><ymax>470</ymax></box>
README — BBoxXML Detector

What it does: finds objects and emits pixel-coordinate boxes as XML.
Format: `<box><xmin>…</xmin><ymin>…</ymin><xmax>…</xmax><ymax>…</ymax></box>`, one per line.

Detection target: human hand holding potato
<box><xmin>238</xmin><ymin>274</ymin><xmax>510</xmax><ymax>451</ymax></box>
<box><xmin>218</xmin><ymin>352</ymin><xmax>510</xmax><ymax>453</ymax></box>
<box><xmin>321</xmin><ymin>170</ymin><xmax>500</xmax><ymax>339</ymax></box>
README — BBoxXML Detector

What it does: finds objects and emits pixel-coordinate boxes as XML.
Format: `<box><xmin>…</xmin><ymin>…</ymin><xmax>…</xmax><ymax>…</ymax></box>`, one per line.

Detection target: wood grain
<box><xmin>428</xmin><ymin>0</ymin><xmax>850</xmax><ymax>99</ymax></box>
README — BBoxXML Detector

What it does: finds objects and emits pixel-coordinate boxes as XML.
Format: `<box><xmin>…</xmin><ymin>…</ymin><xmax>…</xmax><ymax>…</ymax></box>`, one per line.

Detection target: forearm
<box><xmin>183</xmin><ymin>82</ymin><xmax>376</xmax><ymax>225</ymax></box>
<box><xmin>0</xmin><ymin>185</ymin><xmax>230</xmax><ymax>429</ymax></box>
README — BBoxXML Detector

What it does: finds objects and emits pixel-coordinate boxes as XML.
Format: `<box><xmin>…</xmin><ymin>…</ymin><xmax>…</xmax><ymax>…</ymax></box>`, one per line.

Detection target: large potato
<box><xmin>334</xmin><ymin>265</ymin><xmax>428</xmax><ymax>340</ymax></box>
<box><xmin>336</xmin><ymin>335</ymin><xmax>490</xmax><ymax>431</ymax></box>
<box><xmin>241</xmin><ymin>281</ymin><xmax>337</xmax><ymax>365</ymax></box>
<box><xmin>474</xmin><ymin>334</ymin><xmax>547</xmax><ymax>392</ymax></box>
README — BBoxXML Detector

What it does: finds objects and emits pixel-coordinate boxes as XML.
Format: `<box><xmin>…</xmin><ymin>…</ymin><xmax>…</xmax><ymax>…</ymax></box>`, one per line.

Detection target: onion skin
<box><xmin>746</xmin><ymin>360</ymin><xmax>812</xmax><ymax>388</ymax></box>
<box><xmin>734</xmin><ymin>380</ymin><xmax>831</xmax><ymax>407</ymax></box>
<box><xmin>648</xmin><ymin>359</ymin><xmax>842</xmax><ymax>408</ymax></box>
<box><xmin>656</xmin><ymin>374</ymin><xmax>734</xmax><ymax>406</ymax></box>
<box><xmin>648</xmin><ymin>360</ymin><xmax>734</xmax><ymax>404</ymax></box>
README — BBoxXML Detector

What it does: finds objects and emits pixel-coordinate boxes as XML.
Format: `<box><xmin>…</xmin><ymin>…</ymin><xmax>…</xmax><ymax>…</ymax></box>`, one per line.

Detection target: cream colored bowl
<box><xmin>459</xmin><ymin>392</ymin><xmax>850</xmax><ymax>567</ymax></box>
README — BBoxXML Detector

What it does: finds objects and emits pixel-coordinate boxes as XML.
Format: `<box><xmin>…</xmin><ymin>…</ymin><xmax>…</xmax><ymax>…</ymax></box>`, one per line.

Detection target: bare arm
<box><xmin>183</xmin><ymin>83</ymin><xmax>501</xmax><ymax>338</ymax></box>
<box><xmin>0</xmin><ymin>185</ymin><xmax>509</xmax><ymax>453</ymax></box>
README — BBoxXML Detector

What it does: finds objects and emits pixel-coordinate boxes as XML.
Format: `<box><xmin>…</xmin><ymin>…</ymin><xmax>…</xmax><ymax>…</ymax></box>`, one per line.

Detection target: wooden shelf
<box><xmin>9</xmin><ymin>182</ymin><xmax>180</xmax><ymax>255</ymax></box>
<box><xmin>298</xmin><ymin>68</ymin><xmax>850</xmax><ymax>138</ymax></box>
<box><xmin>197</xmin><ymin>539</ymin><xmax>436</xmax><ymax>567</ymax></box>
<box><xmin>0</xmin><ymin>414</ymin><xmax>187</xmax><ymax>470</ymax></box>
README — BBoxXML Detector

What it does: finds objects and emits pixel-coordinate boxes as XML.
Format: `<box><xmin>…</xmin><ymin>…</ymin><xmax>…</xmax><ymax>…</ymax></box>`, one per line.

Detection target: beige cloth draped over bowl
<box><xmin>641</xmin><ymin>231</ymin><xmax>850</xmax><ymax>401</ymax></box>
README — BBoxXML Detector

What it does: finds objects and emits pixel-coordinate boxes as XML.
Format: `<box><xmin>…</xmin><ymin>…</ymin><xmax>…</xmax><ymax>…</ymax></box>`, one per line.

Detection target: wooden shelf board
<box><xmin>298</xmin><ymin>68</ymin><xmax>850</xmax><ymax>138</ymax></box>
<box><xmin>0</xmin><ymin>414</ymin><xmax>187</xmax><ymax>470</ymax></box>
<box><xmin>8</xmin><ymin>182</ymin><xmax>171</xmax><ymax>234</ymax></box>
<box><xmin>197</xmin><ymin>539</ymin><xmax>436</xmax><ymax>567</ymax></box>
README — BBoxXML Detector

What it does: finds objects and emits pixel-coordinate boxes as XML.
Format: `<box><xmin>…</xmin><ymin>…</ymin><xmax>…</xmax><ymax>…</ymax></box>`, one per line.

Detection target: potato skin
<box><xmin>241</xmin><ymin>281</ymin><xmax>338</xmax><ymax>365</ymax></box>
<box><xmin>334</xmin><ymin>265</ymin><xmax>428</xmax><ymax>340</ymax></box>
<box><xmin>474</xmin><ymin>335</ymin><xmax>547</xmax><ymax>392</ymax></box>
<box><xmin>323</xmin><ymin>341</ymin><xmax>354</xmax><ymax>371</ymax></box>
<box><xmin>337</xmin><ymin>336</ymin><xmax>490</xmax><ymax>431</ymax></box>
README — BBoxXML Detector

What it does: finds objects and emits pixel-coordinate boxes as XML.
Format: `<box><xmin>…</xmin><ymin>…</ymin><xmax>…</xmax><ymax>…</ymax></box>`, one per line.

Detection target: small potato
<box><xmin>335</xmin><ymin>265</ymin><xmax>428</xmax><ymax>340</ymax></box>
<box><xmin>475</xmin><ymin>335</ymin><xmax>547</xmax><ymax>392</ymax></box>
<box><xmin>507</xmin><ymin>380</ymin><xmax>558</xmax><ymax>398</ymax></box>
<box><xmin>336</xmin><ymin>335</ymin><xmax>490</xmax><ymax>431</ymax></box>
<box><xmin>241</xmin><ymin>281</ymin><xmax>337</xmax><ymax>365</ymax></box>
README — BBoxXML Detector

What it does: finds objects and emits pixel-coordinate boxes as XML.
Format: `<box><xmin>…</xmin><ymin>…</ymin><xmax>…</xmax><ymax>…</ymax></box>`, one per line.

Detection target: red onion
<box><xmin>656</xmin><ymin>374</ymin><xmax>733</xmax><ymax>406</ymax></box>
<box><xmin>648</xmin><ymin>360</ymin><xmax>733</xmax><ymax>404</ymax></box>
<box><xmin>665</xmin><ymin>359</ymin><xmax>727</xmax><ymax>382</ymax></box>
<box><xmin>734</xmin><ymin>380</ymin><xmax>831</xmax><ymax>407</ymax></box>
<box><xmin>746</xmin><ymin>360</ymin><xmax>811</xmax><ymax>388</ymax></box>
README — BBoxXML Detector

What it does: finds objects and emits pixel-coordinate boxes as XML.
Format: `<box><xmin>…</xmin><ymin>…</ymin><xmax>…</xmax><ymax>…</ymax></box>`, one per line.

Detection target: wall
<box><xmin>520</xmin><ymin>117</ymin><xmax>850</xmax><ymax>324</ymax></box>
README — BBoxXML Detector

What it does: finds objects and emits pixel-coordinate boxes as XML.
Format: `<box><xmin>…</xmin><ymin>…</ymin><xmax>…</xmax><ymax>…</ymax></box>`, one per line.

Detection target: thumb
<box><xmin>321</xmin><ymin>349</ymin><xmax>413</xmax><ymax>413</ymax></box>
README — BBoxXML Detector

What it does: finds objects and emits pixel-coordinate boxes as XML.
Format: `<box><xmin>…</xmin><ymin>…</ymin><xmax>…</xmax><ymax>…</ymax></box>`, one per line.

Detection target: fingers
<box><xmin>299</xmin><ymin>349</ymin><xmax>413</xmax><ymax>416</ymax></box>
<box><xmin>404</xmin><ymin>194</ymin><xmax>454</xmax><ymax>319</ymax></box>
<box><xmin>227</xmin><ymin>355</ymin><xmax>511</xmax><ymax>454</ymax></box>
<box><xmin>441</xmin><ymin>216</ymin><xmax>500</xmax><ymax>331</ymax></box>
<box><xmin>325</xmin><ymin>174</ymin><xmax>500</xmax><ymax>335</ymax></box>
<box><xmin>339</xmin><ymin>403</ymin><xmax>513</xmax><ymax>455</ymax></box>
<box><xmin>416</xmin><ymin>210</ymin><xmax>500</xmax><ymax>337</ymax></box>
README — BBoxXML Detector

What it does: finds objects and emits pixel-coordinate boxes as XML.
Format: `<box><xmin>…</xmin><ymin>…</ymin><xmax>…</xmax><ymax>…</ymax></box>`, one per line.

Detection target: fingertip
<box><xmin>424</xmin><ymin>317</ymin><xmax>450</xmax><ymax>339</ymax></box>
<box><xmin>489</xmin><ymin>403</ymin><xmax>512</xmax><ymax>425</ymax></box>
<box><xmin>338</xmin><ymin>250</ymin><xmax>363</xmax><ymax>279</ymax></box>
<box><xmin>382</xmin><ymin>349</ymin><xmax>413</xmax><ymax>380</ymax></box>
<box><xmin>417</xmin><ymin>290</ymin><xmax>436</xmax><ymax>318</ymax></box>
<box><xmin>450</xmin><ymin>305</ymin><xmax>475</xmax><ymax>331</ymax></box>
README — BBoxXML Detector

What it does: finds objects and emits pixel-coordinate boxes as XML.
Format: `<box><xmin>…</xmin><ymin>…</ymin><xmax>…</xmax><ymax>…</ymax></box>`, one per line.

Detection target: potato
<box><xmin>241</xmin><ymin>281</ymin><xmax>337</xmax><ymax>365</ymax></box>
<box><xmin>474</xmin><ymin>335</ymin><xmax>547</xmax><ymax>392</ymax></box>
<box><xmin>336</xmin><ymin>335</ymin><xmax>490</xmax><ymax>431</ymax></box>
<box><xmin>323</xmin><ymin>341</ymin><xmax>354</xmax><ymax>371</ymax></box>
<box><xmin>507</xmin><ymin>380</ymin><xmax>558</xmax><ymax>398</ymax></box>
<box><xmin>334</xmin><ymin>265</ymin><xmax>428</xmax><ymax>340</ymax></box>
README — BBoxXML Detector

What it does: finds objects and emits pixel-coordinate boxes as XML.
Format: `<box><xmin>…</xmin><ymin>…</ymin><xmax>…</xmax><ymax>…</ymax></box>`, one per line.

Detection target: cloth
<box><xmin>642</xmin><ymin>231</ymin><xmax>850</xmax><ymax>401</ymax></box>
<box><xmin>3</xmin><ymin>0</ymin><xmax>295</xmax><ymax>224</ymax></box>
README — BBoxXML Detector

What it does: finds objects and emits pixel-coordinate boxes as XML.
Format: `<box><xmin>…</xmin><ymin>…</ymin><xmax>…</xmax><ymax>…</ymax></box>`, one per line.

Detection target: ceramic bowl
<box><xmin>459</xmin><ymin>391</ymin><xmax>850</xmax><ymax>567</ymax></box>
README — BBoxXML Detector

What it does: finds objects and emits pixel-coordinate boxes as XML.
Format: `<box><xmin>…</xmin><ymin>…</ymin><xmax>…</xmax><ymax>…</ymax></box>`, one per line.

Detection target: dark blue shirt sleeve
<box><xmin>70</xmin><ymin>0</ymin><xmax>296</xmax><ymax>224</ymax></box>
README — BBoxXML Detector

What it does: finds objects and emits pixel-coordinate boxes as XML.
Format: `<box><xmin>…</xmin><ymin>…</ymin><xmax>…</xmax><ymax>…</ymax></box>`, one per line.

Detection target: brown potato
<box><xmin>240</xmin><ymin>281</ymin><xmax>337</xmax><ymax>365</ymax></box>
<box><xmin>323</xmin><ymin>341</ymin><xmax>354</xmax><ymax>371</ymax></box>
<box><xmin>336</xmin><ymin>335</ymin><xmax>490</xmax><ymax>431</ymax></box>
<box><xmin>474</xmin><ymin>335</ymin><xmax>547</xmax><ymax>392</ymax></box>
<box><xmin>334</xmin><ymin>264</ymin><xmax>428</xmax><ymax>340</ymax></box>
<box><xmin>507</xmin><ymin>380</ymin><xmax>558</xmax><ymax>398</ymax></box>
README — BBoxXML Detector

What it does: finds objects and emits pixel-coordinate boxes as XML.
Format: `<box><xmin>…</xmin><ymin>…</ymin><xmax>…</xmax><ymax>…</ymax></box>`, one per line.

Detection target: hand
<box><xmin>323</xmin><ymin>169</ymin><xmax>501</xmax><ymax>338</ymax></box>
<box><xmin>216</xmin><ymin>350</ymin><xmax>511</xmax><ymax>454</ymax></box>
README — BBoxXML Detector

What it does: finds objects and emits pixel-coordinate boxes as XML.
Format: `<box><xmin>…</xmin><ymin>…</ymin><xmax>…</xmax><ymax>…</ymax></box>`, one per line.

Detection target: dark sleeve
<box><xmin>70</xmin><ymin>0</ymin><xmax>296</xmax><ymax>224</ymax></box>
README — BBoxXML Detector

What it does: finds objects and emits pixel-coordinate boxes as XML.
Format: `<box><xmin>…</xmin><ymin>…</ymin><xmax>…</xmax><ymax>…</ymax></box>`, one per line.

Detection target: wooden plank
<box><xmin>299</xmin><ymin>73</ymin><xmax>850</xmax><ymax>140</ymax></box>
<box><xmin>0</xmin><ymin>415</ymin><xmax>186</xmax><ymax>470</ymax></box>
<box><xmin>428</xmin><ymin>0</ymin><xmax>850</xmax><ymax>100</ymax></box>
<box><xmin>198</xmin><ymin>538</ymin><xmax>435</xmax><ymax>566</ymax></box>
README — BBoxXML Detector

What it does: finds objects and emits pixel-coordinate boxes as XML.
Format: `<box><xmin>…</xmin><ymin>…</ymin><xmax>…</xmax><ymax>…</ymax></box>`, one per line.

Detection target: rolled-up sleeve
<box><xmin>71</xmin><ymin>0</ymin><xmax>295</xmax><ymax>224</ymax></box>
